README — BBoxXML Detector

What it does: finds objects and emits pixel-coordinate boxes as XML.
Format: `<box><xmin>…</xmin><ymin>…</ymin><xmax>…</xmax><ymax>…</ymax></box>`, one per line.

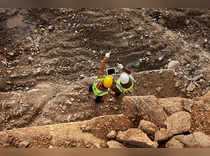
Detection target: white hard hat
<box><xmin>120</xmin><ymin>72</ymin><xmax>129</xmax><ymax>84</ymax></box>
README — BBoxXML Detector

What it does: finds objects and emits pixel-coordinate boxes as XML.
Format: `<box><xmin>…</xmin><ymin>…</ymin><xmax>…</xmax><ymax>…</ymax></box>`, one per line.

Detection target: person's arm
<box><xmin>110</xmin><ymin>80</ymin><xmax>117</xmax><ymax>96</ymax></box>
<box><xmin>125</xmin><ymin>66</ymin><xmax>135</xmax><ymax>79</ymax></box>
<box><xmin>97</xmin><ymin>53</ymin><xmax>110</xmax><ymax>78</ymax></box>
<box><xmin>117</xmin><ymin>63</ymin><xmax>135</xmax><ymax>77</ymax></box>
<box><xmin>123</xmin><ymin>67</ymin><xmax>132</xmax><ymax>75</ymax></box>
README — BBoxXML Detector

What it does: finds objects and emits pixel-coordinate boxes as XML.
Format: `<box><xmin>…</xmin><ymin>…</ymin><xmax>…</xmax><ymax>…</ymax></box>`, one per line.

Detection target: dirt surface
<box><xmin>1</xmin><ymin>8</ymin><xmax>210</xmax><ymax>147</ymax></box>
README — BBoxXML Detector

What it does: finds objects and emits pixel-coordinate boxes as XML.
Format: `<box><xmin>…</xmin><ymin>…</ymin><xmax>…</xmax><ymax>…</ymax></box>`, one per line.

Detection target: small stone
<box><xmin>185</xmin><ymin>19</ymin><xmax>190</xmax><ymax>25</ymax></box>
<box><xmin>8</xmin><ymin>52</ymin><xmax>14</xmax><ymax>56</ymax></box>
<box><xmin>113</xmin><ymin>106</ymin><xmax>118</xmax><ymax>111</ymax></box>
<box><xmin>85</xmin><ymin>143</ymin><xmax>91</xmax><ymax>148</ymax></box>
<box><xmin>48</xmin><ymin>25</ymin><xmax>54</xmax><ymax>31</ymax></box>
<box><xmin>18</xmin><ymin>141</ymin><xmax>30</xmax><ymax>148</ymax></box>
<box><xmin>49</xmin><ymin>145</ymin><xmax>53</xmax><ymax>148</ymax></box>
<box><xmin>158</xmin><ymin>56</ymin><xmax>164</xmax><ymax>61</ymax></box>
<box><xmin>183</xmin><ymin>99</ymin><xmax>193</xmax><ymax>113</ymax></box>
<box><xmin>155</xmin><ymin>87</ymin><xmax>162</xmax><ymax>92</ymax></box>
<box><xmin>107</xmin><ymin>130</ymin><xmax>117</xmax><ymax>140</ymax></box>
<box><xmin>195</xmin><ymin>44</ymin><xmax>199</xmax><ymax>48</ymax></box>
<box><xmin>94</xmin><ymin>143</ymin><xmax>101</xmax><ymax>148</ymax></box>
<box><xmin>168</xmin><ymin>60</ymin><xmax>180</xmax><ymax>70</ymax></box>
<box><xmin>186</xmin><ymin>82</ymin><xmax>196</xmax><ymax>92</ymax></box>
<box><xmin>146</xmin><ymin>51</ymin><xmax>152</xmax><ymax>56</ymax></box>
<box><xmin>28</xmin><ymin>56</ymin><xmax>33</xmax><ymax>62</ymax></box>
<box><xmin>6</xmin><ymin>81</ymin><xmax>12</xmax><ymax>84</ymax></box>
<box><xmin>74</xmin><ymin>85</ymin><xmax>81</xmax><ymax>89</ymax></box>
<box><xmin>199</xmin><ymin>79</ymin><xmax>205</xmax><ymax>84</ymax></box>
<box><xmin>80</xmin><ymin>125</ymin><xmax>91</xmax><ymax>132</ymax></box>
<box><xmin>175</xmin><ymin>81</ymin><xmax>181</xmax><ymax>88</ymax></box>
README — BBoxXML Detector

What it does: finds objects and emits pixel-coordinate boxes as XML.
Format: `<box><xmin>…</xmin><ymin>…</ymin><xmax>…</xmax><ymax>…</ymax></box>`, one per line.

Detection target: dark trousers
<box><xmin>89</xmin><ymin>84</ymin><xmax>103</xmax><ymax>103</ymax></box>
<box><xmin>115</xmin><ymin>92</ymin><xmax>121</xmax><ymax>96</ymax></box>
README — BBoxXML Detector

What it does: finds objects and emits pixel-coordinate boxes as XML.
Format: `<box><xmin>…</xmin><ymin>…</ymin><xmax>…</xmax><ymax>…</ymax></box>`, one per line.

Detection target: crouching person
<box><xmin>112</xmin><ymin>63</ymin><xmax>135</xmax><ymax>96</ymax></box>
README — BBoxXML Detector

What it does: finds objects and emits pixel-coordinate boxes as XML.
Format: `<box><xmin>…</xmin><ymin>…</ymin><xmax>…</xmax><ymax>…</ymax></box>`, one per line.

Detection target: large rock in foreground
<box><xmin>122</xmin><ymin>96</ymin><xmax>167</xmax><ymax>127</ymax></box>
<box><xmin>166</xmin><ymin>111</ymin><xmax>191</xmax><ymax>135</ymax></box>
<box><xmin>165</xmin><ymin>137</ymin><xmax>184</xmax><ymax>148</ymax></box>
<box><xmin>131</xmin><ymin>70</ymin><xmax>189</xmax><ymax>98</ymax></box>
<box><xmin>154</xmin><ymin>128</ymin><xmax>173</xmax><ymax>142</ymax></box>
<box><xmin>0</xmin><ymin>114</ymin><xmax>132</xmax><ymax>148</ymax></box>
<box><xmin>158</xmin><ymin>97</ymin><xmax>193</xmax><ymax>115</ymax></box>
<box><xmin>107</xmin><ymin>140</ymin><xmax>126</xmax><ymax>148</ymax></box>
<box><xmin>116</xmin><ymin>128</ymin><xmax>158</xmax><ymax>148</ymax></box>
<box><xmin>175</xmin><ymin>132</ymin><xmax>210</xmax><ymax>148</ymax></box>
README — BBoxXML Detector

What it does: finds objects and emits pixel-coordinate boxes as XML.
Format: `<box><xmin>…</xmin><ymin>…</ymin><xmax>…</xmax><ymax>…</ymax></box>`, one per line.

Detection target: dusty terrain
<box><xmin>0</xmin><ymin>8</ymin><xmax>210</xmax><ymax>148</ymax></box>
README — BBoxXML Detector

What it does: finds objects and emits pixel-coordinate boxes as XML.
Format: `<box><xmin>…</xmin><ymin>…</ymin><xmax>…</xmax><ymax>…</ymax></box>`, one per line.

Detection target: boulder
<box><xmin>89</xmin><ymin>114</ymin><xmax>133</xmax><ymax>139</ymax></box>
<box><xmin>176</xmin><ymin>132</ymin><xmax>210</xmax><ymax>147</ymax></box>
<box><xmin>122</xmin><ymin>96</ymin><xmax>167</xmax><ymax>127</ymax></box>
<box><xmin>154</xmin><ymin>128</ymin><xmax>173</xmax><ymax>142</ymax></box>
<box><xmin>0</xmin><ymin>114</ymin><xmax>132</xmax><ymax>148</ymax></box>
<box><xmin>158</xmin><ymin>97</ymin><xmax>193</xmax><ymax>115</ymax></box>
<box><xmin>165</xmin><ymin>137</ymin><xmax>184</xmax><ymax>148</ymax></box>
<box><xmin>116</xmin><ymin>128</ymin><xmax>158</xmax><ymax>148</ymax></box>
<box><xmin>166</xmin><ymin>111</ymin><xmax>191</xmax><ymax>135</ymax></box>
<box><xmin>159</xmin><ymin>98</ymin><xmax>183</xmax><ymax>115</ymax></box>
<box><xmin>193</xmin><ymin>132</ymin><xmax>210</xmax><ymax>147</ymax></box>
<box><xmin>175</xmin><ymin>134</ymin><xmax>197</xmax><ymax>147</ymax></box>
<box><xmin>138</xmin><ymin>120</ymin><xmax>158</xmax><ymax>136</ymax></box>
<box><xmin>130</xmin><ymin>69</ymin><xmax>188</xmax><ymax>98</ymax></box>
<box><xmin>107</xmin><ymin>140</ymin><xmax>126</xmax><ymax>148</ymax></box>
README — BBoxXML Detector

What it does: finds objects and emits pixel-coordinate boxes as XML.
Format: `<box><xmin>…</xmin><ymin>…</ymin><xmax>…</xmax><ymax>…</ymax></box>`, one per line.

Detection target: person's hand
<box><xmin>117</xmin><ymin>63</ymin><xmax>124</xmax><ymax>69</ymax></box>
<box><xmin>105</xmin><ymin>52</ymin><xmax>111</xmax><ymax>58</ymax></box>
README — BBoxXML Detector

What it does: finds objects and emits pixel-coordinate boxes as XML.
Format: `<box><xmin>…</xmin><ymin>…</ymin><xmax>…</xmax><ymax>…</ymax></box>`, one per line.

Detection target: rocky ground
<box><xmin>0</xmin><ymin>8</ymin><xmax>210</xmax><ymax>148</ymax></box>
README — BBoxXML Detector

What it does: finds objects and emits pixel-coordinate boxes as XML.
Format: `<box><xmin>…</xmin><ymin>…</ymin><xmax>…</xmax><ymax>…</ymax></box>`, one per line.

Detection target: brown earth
<box><xmin>0</xmin><ymin>8</ymin><xmax>210</xmax><ymax>148</ymax></box>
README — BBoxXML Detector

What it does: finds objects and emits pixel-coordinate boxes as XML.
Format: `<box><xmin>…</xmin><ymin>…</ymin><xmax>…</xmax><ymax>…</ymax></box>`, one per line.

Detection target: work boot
<box><xmin>115</xmin><ymin>92</ymin><xmax>121</xmax><ymax>97</ymax></box>
<box><xmin>95</xmin><ymin>96</ymin><xmax>103</xmax><ymax>103</ymax></box>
